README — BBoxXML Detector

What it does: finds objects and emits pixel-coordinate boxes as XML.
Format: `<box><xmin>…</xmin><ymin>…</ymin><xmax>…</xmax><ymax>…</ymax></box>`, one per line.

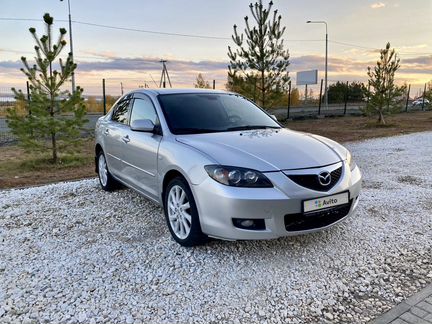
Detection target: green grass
<box><xmin>0</xmin><ymin>153</ymin><xmax>93</xmax><ymax>174</ymax></box>
<box><xmin>364</xmin><ymin>122</ymin><xmax>397</xmax><ymax>128</ymax></box>
<box><xmin>22</xmin><ymin>155</ymin><xmax>92</xmax><ymax>170</ymax></box>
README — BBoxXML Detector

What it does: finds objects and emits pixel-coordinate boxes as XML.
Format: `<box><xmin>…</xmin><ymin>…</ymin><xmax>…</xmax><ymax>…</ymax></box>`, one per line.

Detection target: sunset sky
<box><xmin>1</xmin><ymin>0</ymin><xmax>431</xmax><ymax>96</ymax></box>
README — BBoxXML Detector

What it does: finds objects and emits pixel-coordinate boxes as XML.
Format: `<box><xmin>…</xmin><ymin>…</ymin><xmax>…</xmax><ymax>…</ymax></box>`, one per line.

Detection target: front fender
<box><xmin>157</xmin><ymin>139</ymin><xmax>217</xmax><ymax>193</ymax></box>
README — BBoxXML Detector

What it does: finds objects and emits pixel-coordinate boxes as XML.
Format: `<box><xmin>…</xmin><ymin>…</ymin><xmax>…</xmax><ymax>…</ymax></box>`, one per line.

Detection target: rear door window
<box><xmin>111</xmin><ymin>99</ymin><xmax>131</xmax><ymax>125</ymax></box>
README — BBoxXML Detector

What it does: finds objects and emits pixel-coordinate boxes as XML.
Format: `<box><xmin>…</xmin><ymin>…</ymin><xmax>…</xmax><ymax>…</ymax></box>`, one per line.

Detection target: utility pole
<box><xmin>149</xmin><ymin>74</ymin><xmax>158</xmax><ymax>88</ymax></box>
<box><xmin>286</xmin><ymin>81</ymin><xmax>291</xmax><ymax>120</ymax></box>
<box><xmin>121</xmin><ymin>82</ymin><xmax>124</xmax><ymax>95</ymax></box>
<box><xmin>159</xmin><ymin>60</ymin><xmax>172</xmax><ymax>88</ymax></box>
<box><xmin>61</xmin><ymin>0</ymin><xmax>75</xmax><ymax>93</ymax></box>
<box><xmin>102</xmin><ymin>78</ymin><xmax>106</xmax><ymax>115</ymax></box>
<box><xmin>307</xmin><ymin>20</ymin><xmax>328</xmax><ymax>110</ymax></box>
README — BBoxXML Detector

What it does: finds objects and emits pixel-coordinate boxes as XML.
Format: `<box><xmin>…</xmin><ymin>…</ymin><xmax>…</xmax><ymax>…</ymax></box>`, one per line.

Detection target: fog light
<box><xmin>232</xmin><ymin>218</ymin><xmax>266</xmax><ymax>230</ymax></box>
<box><xmin>240</xmin><ymin>219</ymin><xmax>254</xmax><ymax>227</ymax></box>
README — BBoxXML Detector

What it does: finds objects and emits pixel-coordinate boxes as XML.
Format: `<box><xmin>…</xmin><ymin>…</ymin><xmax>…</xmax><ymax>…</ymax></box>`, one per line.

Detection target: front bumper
<box><xmin>191</xmin><ymin>163</ymin><xmax>362</xmax><ymax>240</ymax></box>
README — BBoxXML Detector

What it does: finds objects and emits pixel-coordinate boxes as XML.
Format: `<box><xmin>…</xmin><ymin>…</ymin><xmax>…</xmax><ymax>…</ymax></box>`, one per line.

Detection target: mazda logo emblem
<box><xmin>318</xmin><ymin>171</ymin><xmax>331</xmax><ymax>186</ymax></box>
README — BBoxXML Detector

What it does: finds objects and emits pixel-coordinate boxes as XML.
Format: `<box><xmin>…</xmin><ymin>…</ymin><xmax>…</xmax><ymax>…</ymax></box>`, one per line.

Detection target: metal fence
<box><xmin>0</xmin><ymin>89</ymin><xmax>18</xmax><ymax>145</ymax></box>
<box><xmin>0</xmin><ymin>81</ymin><xmax>430</xmax><ymax>147</ymax></box>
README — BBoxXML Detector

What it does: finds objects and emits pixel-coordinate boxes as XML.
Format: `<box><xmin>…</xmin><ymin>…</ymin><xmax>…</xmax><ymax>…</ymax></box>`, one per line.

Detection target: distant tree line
<box><xmin>327</xmin><ymin>81</ymin><xmax>367</xmax><ymax>104</ymax></box>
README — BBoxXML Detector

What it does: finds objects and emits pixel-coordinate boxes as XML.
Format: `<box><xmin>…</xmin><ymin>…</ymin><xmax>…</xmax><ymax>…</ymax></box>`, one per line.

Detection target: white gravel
<box><xmin>1</xmin><ymin>132</ymin><xmax>431</xmax><ymax>324</ymax></box>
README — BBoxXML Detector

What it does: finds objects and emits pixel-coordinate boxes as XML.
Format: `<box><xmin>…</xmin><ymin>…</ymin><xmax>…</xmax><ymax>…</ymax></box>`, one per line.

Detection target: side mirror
<box><xmin>130</xmin><ymin>119</ymin><xmax>155</xmax><ymax>132</ymax></box>
<box><xmin>270</xmin><ymin>114</ymin><xmax>278</xmax><ymax>121</ymax></box>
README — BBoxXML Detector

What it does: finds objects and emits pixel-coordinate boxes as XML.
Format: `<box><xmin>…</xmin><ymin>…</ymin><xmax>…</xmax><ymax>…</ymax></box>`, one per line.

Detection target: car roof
<box><xmin>129</xmin><ymin>88</ymin><xmax>232</xmax><ymax>96</ymax></box>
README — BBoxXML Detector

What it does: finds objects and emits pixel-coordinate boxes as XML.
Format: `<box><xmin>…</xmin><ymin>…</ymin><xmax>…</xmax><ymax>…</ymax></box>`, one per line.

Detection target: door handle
<box><xmin>122</xmin><ymin>135</ymin><xmax>130</xmax><ymax>143</ymax></box>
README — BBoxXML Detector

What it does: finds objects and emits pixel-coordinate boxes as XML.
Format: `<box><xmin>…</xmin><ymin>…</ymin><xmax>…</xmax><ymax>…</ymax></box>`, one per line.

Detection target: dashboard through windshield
<box><xmin>157</xmin><ymin>93</ymin><xmax>281</xmax><ymax>135</ymax></box>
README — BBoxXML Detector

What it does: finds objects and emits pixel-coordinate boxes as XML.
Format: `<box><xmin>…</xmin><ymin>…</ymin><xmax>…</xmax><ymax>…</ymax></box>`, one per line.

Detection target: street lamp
<box><xmin>307</xmin><ymin>20</ymin><xmax>328</xmax><ymax>109</ymax></box>
<box><xmin>61</xmin><ymin>0</ymin><xmax>75</xmax><ymax>93</ymax></box>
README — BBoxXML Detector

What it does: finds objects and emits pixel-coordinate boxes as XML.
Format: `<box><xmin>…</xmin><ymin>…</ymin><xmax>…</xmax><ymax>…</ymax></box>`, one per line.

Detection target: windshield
<box><xmin>157</xmin><ymin>93</ymin><xmax>281</xmax><ymax>135</ymax></box>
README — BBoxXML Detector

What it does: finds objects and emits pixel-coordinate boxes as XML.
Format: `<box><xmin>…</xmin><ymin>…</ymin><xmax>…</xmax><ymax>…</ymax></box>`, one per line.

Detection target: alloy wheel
<box><xmin>98</xmin><ymin>154</ymin><xmax>108</xmax><ymax>187</ymax></box>
<box><xmin>167</xmin><ymin>185</ymin><xmax>192</xmax><ymax>239</ymax></box>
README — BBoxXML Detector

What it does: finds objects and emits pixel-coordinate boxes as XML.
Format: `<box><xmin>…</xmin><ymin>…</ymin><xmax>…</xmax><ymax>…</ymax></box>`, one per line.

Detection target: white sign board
<box><xmin>296</xmin><ymin>70</ymin><xmax>318</xmax><ymax>86</ymax></box>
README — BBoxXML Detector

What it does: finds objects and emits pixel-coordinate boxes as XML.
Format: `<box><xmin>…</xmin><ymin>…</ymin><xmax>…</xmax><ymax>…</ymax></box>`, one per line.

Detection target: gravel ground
<box><xmin>1</xmin><ymin>132</ymin><xmax>431</xmax><ymax>324</ymax></box>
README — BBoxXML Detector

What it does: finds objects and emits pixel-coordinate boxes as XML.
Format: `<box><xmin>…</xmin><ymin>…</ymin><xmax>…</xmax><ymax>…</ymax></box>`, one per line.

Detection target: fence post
<box><xmin>213</xmin><ymin>80</ymin><xmax>215</xmax><ymax>90</ymax></box>
<box><xmin>405</xmin><ymin>84</ymin><xmax>411</xmax><ymax>112</ymax></box>
<box><xmin>253</xmin><ymin>77</ymin><xmax>257</xmax><ymax>103</ymax></box>
<box><xmin>366</xmin><ymin>81</ymin><xmax>370</xmax><ymax>107</ymax></box>
<box><xmin>318</xmin><ymin>79</ymin><xmax>323</xmax><ymax>116</ymax></box>
<box><xmin>422</xmin><ymin>83</ymin><xmax>426</xmax><ymax>111</ymax></box>
<box><xmin>26</xmin><ymin>81</ymin><xmax>31</xmax><ymax>116</ymax></box>
<box><xmin>344</xmin><ymin>81</ymin><xmax>348</xmax><ymax>115</ymax></box>
<box><xmin>286</xmin><ymin>81</ymin><xmax>291</xmax><ymax>120</ymax></box>
<box><xmin>102</xmin><ymin>78</ymin><xmax>106</xmax><ymax>115</ymax></box>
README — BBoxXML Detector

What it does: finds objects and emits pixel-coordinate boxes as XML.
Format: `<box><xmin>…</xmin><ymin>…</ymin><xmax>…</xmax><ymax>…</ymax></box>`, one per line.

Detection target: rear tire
<box><xmin>164</xmin><ymin>177</ymin><xmax>207</xmax><ymax>247</ymax></box>
<box><xmin>97</xmin><ymin>150</ymin><xmax>118</xmax><ymax>191</ymax></box>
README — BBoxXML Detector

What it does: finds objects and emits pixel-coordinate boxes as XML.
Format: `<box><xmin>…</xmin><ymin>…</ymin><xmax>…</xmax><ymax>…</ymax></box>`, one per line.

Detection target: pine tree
<box><xmin>7</xmin><ymin>13</ymin><xmax>87</xmax><ymax>163</ymax></box>
<box><xmin>194</xmin><ymin>73</ymin><xmax>211</xmax><ymax>89</ymax></box>
<box><xmin>425</xmin><ymin>81</ymin><xmax>432</xmax><ymax>107</ymax></box>
<box><xmin>226</xmin><ymin>74</ymin><xmax>258</xmax><ymax>102</ymax></box>
<box><xmin>364</xmin><ymin>42</ymin><xmax>405</xmax><ymax>125</ymax></box>
<box><xmin>290</xmin><ymin>88</ymin><xmax>300</xmax><ymax>106</ymax></box>
<box><xmin>228</xmin><ymin>0</ymin><xmax>290</xmax><ymax>109</ymax></box>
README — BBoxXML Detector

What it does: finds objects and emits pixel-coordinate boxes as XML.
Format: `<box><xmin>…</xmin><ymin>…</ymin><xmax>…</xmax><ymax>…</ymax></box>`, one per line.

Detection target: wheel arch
<box><xmin>95</xmin><ymin>143</ymin><xmax>103</xmax><ymax>173</ymax></box>
<box><xmin>161</xmin><ymin>169</ymin><xmax>189</xmax><ymax>205</ymax></box>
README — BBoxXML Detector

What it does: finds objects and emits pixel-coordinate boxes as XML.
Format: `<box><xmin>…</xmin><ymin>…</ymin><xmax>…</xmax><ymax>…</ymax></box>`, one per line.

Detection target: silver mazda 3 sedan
<box><xmin>95</xmin><ymin>89</ymin><xmax>362</xmax><ymax>246</ymax></box>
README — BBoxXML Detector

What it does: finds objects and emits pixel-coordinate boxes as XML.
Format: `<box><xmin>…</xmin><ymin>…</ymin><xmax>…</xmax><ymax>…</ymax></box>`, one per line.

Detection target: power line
<box><xmin>0</xmin><ymin>17</ymin><xmax>325</xmax><ymax>42</ymax></box>
<box><xmin>0</xmin><ymin>48</ymin><xmax>114</xmax><ymax>60</ymax></box>
<box><xmin>329</xmin><ymin>40</ymin><xmax>432</xmax><ymax>56</ymax></box>
<box><xmin>73</xmin><ymin>20</ymin><xmax>230</xmax><ymax>40</ymax></box>
<box><xmin>0</xmin><ymin>17</ymin><xmax>57</xmax><ymax>22</ymax></box>
<box><xmin>1</xmin><ymin>17</ymin><xmax>432</xmax><ymax>55</ymax></box>
<box><xmin>329</xmin><ymin>40</ymin><xmax>375</xmax><ymax>51</ymax></box>
<box><xmin>0</xmin><ymin>17</ymin><xmax>230</xmax><ymax>40</ymax></box>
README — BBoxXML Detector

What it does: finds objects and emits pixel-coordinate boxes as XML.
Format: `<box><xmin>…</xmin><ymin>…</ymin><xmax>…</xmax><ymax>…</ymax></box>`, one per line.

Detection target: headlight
<box><xmin>347</xmin><ymin>151</ymin><xmax>357</xmax><ymax>171</ymax></box>
<box><xmin>204</xmin><ymin>165</ymin><xmax>273</xmax><ymax>187</ymax></box>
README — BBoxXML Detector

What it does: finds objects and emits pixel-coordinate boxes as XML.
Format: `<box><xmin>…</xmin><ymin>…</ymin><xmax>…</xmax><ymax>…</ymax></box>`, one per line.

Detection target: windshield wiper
<box><xmin>226</xmin><ymin>125</ymin><xmax>281</xmax><ymax>131</ymax></box>
<box><xmin>175</xmin><ymin>128</ymin><xmax>224</xmax><ymax>134</ymax></box>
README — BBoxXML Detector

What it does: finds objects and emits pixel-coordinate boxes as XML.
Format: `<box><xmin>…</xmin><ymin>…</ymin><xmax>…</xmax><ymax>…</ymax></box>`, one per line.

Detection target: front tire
<box><xmin>164</xmin><ymin>177</ymin><xmax>207</xmax><ymax>247</ymax></box>
<box><xmin>97</xmin><ymin>150</ymin><xmax>118</xmax><ymax>191</ymax></box>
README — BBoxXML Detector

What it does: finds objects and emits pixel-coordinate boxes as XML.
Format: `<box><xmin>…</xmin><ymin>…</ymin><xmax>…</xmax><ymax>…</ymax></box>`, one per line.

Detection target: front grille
<box><xmin>284</xmin><ymin>200</ymin><xmax>352</xmax><ymax>232</ymax></box>
<box><xmin>286</xmin><ymin>166</ymin><xmax>343</xmax><ymax>192</ymax></box>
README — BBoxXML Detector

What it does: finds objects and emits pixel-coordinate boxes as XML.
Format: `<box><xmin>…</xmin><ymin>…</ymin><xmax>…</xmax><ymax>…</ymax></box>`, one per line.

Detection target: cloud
<box><xmin>371</xmin><ymin>2</ymin><xmax>386</xmax><ymax>9</ymax></box>
<box><xmin>1</xmin><ymin>53</ymin><xmax>431</xmax><ymax>94</ymax></box>
<box><xmin>66</xmin><ymin>57</ymin><xmax>229</xmax><ymax>73</ymax></box>
<box><xmin>0</xmin><ymin>60</ymin><xmax>22</xmax><ymax>69</ymax></box>
<box><xmin>400</xmin><ymin>55</ymin><xmax>432</xmax><ymax>65</ymax></box>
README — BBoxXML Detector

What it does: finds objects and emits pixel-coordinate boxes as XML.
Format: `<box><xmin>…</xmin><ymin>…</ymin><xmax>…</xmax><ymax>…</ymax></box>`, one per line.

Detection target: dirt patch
<box><xmin>0</xmin><ymin>140</ymin><xmax>95</xmax><ymax>189</ymax></box>
<box><xmin>421</xmin><ymin>199</ymin><xmax>432</xmax><ymax>211</ymax></box>
<box><xmin>397</xmin><ymin>175</ymin><xmax>423</xmax><ymax>186</ymax></box>
<box><xmin>284</xmin><ymin>111</ymin><xmax>432</xmax><ymax>143</ymax></box>
<box><xmin>1</xmin><ymin>111</ymin><xmax>432</xmax><ymax>189</ymax></box>
<box><xmin>363</xmin><ymin>181</ymin><xmax>384</xmax><ymax>189</ymax></box>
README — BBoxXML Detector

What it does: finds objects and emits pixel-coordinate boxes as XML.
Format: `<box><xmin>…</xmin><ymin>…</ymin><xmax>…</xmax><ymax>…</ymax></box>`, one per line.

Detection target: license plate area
<box><xmin>303</xmin><ymin>191</ymin><xmax>350</xmax><ymax>214</ymax></box>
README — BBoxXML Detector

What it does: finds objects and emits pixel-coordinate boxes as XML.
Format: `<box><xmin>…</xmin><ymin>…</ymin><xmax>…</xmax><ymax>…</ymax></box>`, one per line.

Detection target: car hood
<box><xmin>176</xmin><ymin>128</ymin><xmax>343</xmax><ymax>171</ymax></box>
